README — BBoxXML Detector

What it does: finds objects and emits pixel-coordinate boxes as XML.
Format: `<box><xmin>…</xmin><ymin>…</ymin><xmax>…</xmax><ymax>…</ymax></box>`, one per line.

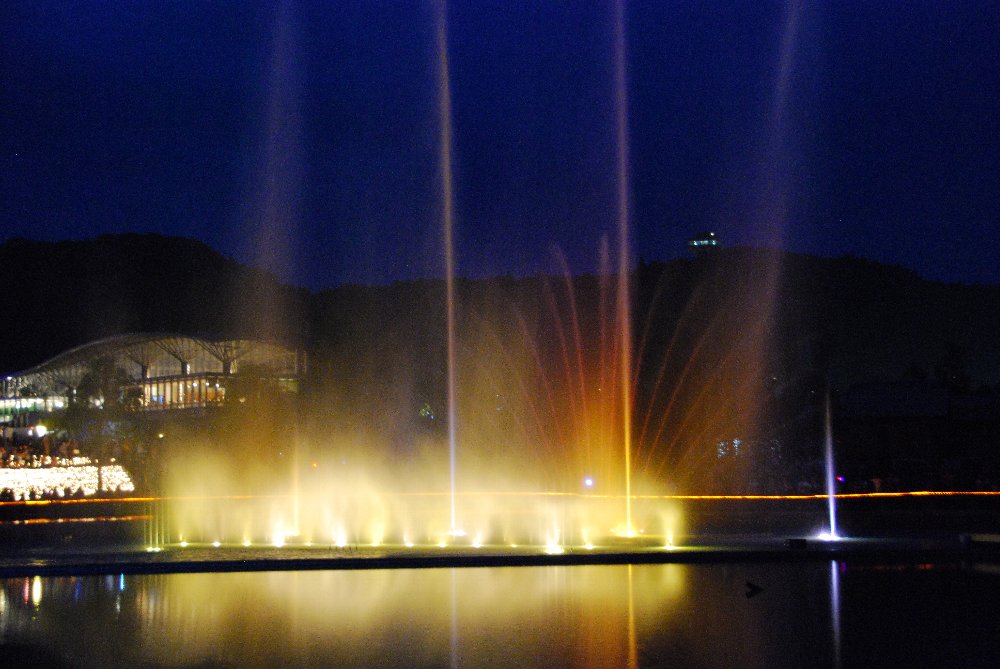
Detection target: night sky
<box><xmin>2</xmin><ymin>1</ymin><xmax>997</xmax><ymax>290</ymax></box>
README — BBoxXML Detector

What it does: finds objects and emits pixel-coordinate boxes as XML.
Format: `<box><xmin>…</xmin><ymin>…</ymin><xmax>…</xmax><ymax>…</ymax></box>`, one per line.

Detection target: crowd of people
<box><xmin>0</xmin><ymin>433</ymin><xmax>83</xmax><ymax>469</ymax></box>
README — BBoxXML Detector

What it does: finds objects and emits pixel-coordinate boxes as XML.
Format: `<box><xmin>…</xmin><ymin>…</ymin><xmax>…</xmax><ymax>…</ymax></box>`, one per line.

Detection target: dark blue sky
<box><xmin>2</xmin><ymin>1</ymin><xmax>997</xmax><ymax>289</ymax></box>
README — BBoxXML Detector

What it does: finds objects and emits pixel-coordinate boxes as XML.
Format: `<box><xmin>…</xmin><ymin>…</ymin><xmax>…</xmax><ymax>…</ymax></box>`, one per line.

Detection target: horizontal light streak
<box><xmin>0</xmin><ymin>515</ymin><xmax>149</xmax><ymax>525</ymax></box>
<box><xmin>3</xmin><ymin>490</ymin><xmax>998</xmax><ymax>508</ymax></box>
<box><xmin>650</xmin><ymin>491</ymin><xmax>1000</xmax><ymax>500</ymax></box>
<box><xmin>0</xmin><ymin>496</ymin><xmax>156</xmax><ymax>507</ymax></box>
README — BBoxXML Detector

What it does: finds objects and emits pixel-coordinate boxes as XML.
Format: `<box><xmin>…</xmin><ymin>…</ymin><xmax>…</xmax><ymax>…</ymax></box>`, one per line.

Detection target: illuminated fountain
<box><xmin>156</xmin><ymin>247</ymin><xmax>695</xmax><ymax>550</ymax></box>
<box><xmin>817</xmin><ymin>393</ymin><xmax>840</xmax><ymax>541</ymax></box>
<box><xmin>152</xmin><ymin>0</ymin><xmax>826</xmax><ymax>555</ymax></box>
<box><xmin>436</xmin><ymin>0</ymin><xmax>461</xmax><ymax>537</ymax></box>
<box><xmin>613</xmin><ymin>0</ymin><xmax>636</xmax><ymax>536</ymax></box>
<box><xmin>433</xmin><ymin>0</ymin><xmax>636</xmax><ymax>542</ymax></box>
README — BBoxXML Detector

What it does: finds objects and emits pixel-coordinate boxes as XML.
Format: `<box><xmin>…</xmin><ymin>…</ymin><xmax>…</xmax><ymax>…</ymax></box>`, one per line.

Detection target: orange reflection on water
<box><xmin>640</xmin><ymin>491</ymin><xmax>1000</xmax><ymax>500</ymax></box>
<box><xmin>0</xmin><ymin>496</ymin><xmax>155</xmax><ymax>507</ymax></box>
<box><xmin>0</xmin><ymin>515</ymin><xmax>149</xmax><ymax>526</ymax></box>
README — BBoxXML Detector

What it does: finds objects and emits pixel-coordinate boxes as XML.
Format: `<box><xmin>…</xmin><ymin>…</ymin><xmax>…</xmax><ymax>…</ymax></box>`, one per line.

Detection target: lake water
<box><xmin>3</xmin><ymin>559</ymin><xmax>999</xmax><ymax>668</ymax></box>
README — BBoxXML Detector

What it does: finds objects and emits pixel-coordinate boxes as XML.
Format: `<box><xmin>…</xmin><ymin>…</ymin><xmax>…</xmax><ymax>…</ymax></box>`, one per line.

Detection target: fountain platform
<box><xmin>1</xmin><ymin>533</ymin><xmax>997</xmax><ymax>579</ymax></box>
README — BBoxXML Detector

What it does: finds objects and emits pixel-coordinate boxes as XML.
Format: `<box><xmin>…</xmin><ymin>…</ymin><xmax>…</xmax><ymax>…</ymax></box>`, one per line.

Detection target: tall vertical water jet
<box><xmin>242</xmin><ymin>0</ymin><xmax>303</xmax><ymax>537</ymax></box>
<box><xmin>823</xmin><ymin>393</ymin><xmax>839</xmax><ymax>539</ymax></box>
<box><xmin>243</xmin><ymin>0</ymin><xmax>303</xmax><ymax>331</ymax></box>
<box><xmin>435</xmin><ymin>0</ymin><xmax>460</xmax><ymax>534</ymax></box>
<box><xmin>757</xmin><ymin>0</ymin><xmax>805</xmax><ymax>247</ymax></box>
<box><xmin>613</xmin><ymin>0</ymin><xmax>635</xmax><ymax>533</ymax></box>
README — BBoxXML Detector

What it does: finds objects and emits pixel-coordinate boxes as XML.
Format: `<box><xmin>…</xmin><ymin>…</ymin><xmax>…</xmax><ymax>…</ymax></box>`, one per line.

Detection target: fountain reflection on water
<box><xmin>830</xmin><ymin>560</ymin><xmax>843</xmax><ymax>669</ymax></box>
<box><xmin>0</xmin><ymin>563</ymin><xmax>860</xmax><ymax>668</ymax></box>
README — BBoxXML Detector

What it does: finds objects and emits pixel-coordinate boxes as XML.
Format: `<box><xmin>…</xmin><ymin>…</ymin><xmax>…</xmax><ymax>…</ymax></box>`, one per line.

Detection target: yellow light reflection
<box><xmin>140</xmin><ymin>564</ymin><xmax>697</xmax><ymax>666</ymax></box>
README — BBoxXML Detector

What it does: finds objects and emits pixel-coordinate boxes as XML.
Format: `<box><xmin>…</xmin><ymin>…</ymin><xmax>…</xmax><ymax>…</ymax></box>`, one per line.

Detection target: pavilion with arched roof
<box><xmin>1</xmin><ymin>334</ymin><xmax>305</xmax><ymax>422</ymax></box>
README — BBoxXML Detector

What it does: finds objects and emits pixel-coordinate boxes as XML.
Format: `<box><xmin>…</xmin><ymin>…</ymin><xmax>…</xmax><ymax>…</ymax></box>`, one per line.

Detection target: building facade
<box><xmin>1</xmin><ymin>334</ymin><xmax>305</xmax><ymax>424</ymax></box>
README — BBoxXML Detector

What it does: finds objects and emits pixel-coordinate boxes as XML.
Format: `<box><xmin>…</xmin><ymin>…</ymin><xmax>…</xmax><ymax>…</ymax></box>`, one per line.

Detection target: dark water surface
<box><xmin>2</xmin><ymin>559</ymin><xmax>999</xmax><ymax>668</ymax></box>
